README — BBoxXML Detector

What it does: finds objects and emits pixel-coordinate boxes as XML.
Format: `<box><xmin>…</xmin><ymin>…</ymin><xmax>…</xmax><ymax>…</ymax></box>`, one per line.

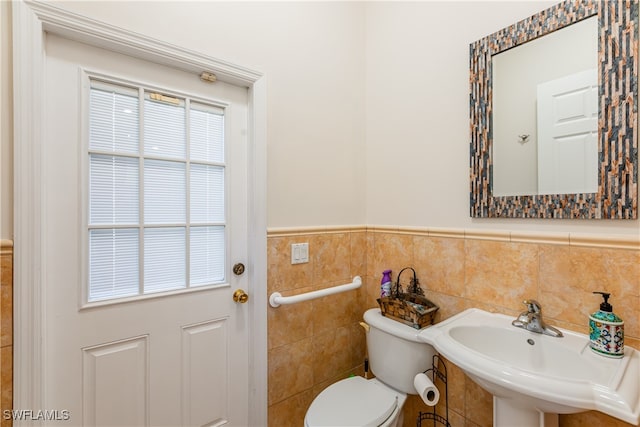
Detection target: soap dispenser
<box><xmin>589</xmin><ymin>291</ymin><xmax>624</xmax><ymax>358</ymax></box>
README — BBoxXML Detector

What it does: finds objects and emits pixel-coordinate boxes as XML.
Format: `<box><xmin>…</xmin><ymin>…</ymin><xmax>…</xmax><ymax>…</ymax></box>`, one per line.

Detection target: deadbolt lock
<box><xmin>233</xmin><ymin>263</ymin><xmax>246</xmax><ymax>276</ymax></box>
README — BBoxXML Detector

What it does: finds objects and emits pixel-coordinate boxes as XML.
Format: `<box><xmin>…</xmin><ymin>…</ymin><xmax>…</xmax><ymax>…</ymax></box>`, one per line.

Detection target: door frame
<box><xmin>12</xmin><ymin>1</ymin><xmax>268</xmax><ymax>425</ymax></box>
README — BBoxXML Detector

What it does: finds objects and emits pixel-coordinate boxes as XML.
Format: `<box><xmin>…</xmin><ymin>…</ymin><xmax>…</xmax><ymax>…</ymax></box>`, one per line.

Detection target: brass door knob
<box><xmin>233</xmin><ymin>289</ymin><xmax>249</xmax><ymax>304</ymax></box>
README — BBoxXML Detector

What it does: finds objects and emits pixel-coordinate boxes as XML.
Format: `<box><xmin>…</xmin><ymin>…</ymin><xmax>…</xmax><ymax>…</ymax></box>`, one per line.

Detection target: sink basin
<box><xmin>418</xmin><ymin>308</ymin><xmax>640</xmax><ymax>426</ymax></box>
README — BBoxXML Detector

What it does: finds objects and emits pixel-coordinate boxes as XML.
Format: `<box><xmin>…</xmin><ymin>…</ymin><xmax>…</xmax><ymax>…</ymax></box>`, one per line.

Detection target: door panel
<box><xmin>181</xmin><ymin>319</ymin><xmax>229</xmax><ymax>426</ymax></box>
<box><xmin>43</xmin><ymin>33</ymin><xmax>249</xmax><ymax>426</ymax></box>
<box><xmin>82</xmin><ymin>336</ymin><xmax>149</xmax><ymax>426</ymax></box>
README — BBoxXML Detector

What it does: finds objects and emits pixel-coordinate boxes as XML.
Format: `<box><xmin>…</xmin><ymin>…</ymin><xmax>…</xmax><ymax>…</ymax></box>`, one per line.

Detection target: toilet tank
<box><xmin>363</xmin><ymin>308</ymin><xmax>436</xmax><ymax>394</ymax></box>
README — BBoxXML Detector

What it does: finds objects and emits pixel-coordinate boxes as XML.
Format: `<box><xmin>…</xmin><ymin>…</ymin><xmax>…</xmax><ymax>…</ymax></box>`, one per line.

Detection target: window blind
<box><xmin>190</xmin><ymin>103</ymin><xmax>224</xmax><ymax>163</ymax></box>
<box><xmin>144</xmin><ymin>95</ymin><xmax>186</xmax><ymax>158</ymax></box>
<box><xmin>89</xmin><ymin>154</ymin><xmax>139</xmax><ymax>225</ymax></box>
<box><xmin>89</xmin><ymin>228</ymin><xmax>139</xmax><ymax>301</ymax></box>
<box><xmin>190</xmin><ymin>226</ymin><xmax>225</xmax><ymax>286</ymax></box>
<box><xmin>89</xmin><ymin>84</ymin><xmax>139</xmax><ymax>154</ymax></box>
<box><xmin>144</xmin><ymin>159</ymin><xmax>186</xmax><ymax>224</ymax></box>
<box><xmin>87</xmin><ymin>80</ymin><xmax>226</xmax><ymax>303</ymax></box>
<box><xmin>144</xmin><ymin>227</ymin><xmax>186</xmax><ymax>293</ymax></box>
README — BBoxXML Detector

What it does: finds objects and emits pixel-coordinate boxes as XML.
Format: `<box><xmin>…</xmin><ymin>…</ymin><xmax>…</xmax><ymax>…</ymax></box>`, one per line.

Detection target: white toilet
<box><xmin>304</xmin><ymin>308</ymin><xmax>437</xmax><ymax>427</ymax></box>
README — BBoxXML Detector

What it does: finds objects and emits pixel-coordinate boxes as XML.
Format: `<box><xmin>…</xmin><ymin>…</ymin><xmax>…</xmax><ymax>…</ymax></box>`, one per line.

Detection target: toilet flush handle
<box><xmin>359</xmin><ymin>322</ymin><xmax>370</xmax><ymax>333</ymax></box>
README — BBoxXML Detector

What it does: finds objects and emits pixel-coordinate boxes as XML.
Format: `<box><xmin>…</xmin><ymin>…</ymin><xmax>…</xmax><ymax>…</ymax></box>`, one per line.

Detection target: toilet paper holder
<box><xmin>416</xmin><ymin>354</ymin><xmax>451</xmax><ymax>427</ymax></box>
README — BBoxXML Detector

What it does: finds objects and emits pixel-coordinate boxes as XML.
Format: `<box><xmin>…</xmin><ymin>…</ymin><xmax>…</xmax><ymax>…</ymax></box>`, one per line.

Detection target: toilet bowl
<box><xmin>304</xmin><ymin>376</ymin><xmax>405</xmax><ymax>427</ymax></box>
<box><xmin>304</xmin><ymin>308</ymin><xmax>436</xmax><ymax>427</ymax></box>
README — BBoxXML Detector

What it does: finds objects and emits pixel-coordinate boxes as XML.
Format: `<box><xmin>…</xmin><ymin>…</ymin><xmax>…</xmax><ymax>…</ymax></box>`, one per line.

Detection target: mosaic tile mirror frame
<box><xmin>470</xmin><ymin>0</ymin><xmax>638</xmax><ymax>219</ymax></box>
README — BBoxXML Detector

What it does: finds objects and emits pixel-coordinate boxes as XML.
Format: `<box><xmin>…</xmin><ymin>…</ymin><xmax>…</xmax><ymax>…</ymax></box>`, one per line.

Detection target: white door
<box><xmin>42</xmin><ymin>33</ymin><xmax>250</xmax><ymax>426</ymax></box>
<box><xmin>537</xmin><ymin>68</ymin><xmax>598</xmax><ymax>195</ymax></box>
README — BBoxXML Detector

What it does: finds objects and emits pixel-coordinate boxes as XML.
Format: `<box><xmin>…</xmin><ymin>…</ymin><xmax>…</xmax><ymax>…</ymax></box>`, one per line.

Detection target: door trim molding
<box><xmin>12</xmin><ymin>1</ymin><xmax>267</xmax><ymax>424</ymax></box>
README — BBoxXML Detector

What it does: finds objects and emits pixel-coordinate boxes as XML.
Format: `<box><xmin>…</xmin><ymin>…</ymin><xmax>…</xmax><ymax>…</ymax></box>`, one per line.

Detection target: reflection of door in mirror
<box><xmin>537</xmin><ymin>69</ymin><xmax>597</xmax><ymax>195</ymax></box>
<box><xmin>492</xmin><ymin>16</ymin><xmax>597</xmax><ymax>197</ymax></box>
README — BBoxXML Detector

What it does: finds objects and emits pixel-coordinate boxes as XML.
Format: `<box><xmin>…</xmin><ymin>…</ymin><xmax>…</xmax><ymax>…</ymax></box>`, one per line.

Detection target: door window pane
<box><xmin>89</xmin><ymin>228</ymin><xmax>139</xmax><ymax>301</ymax></box>
<box><xmin>144</xmin><ymin>96</ymin><xmax>186</xmax><ymax>159</ymax></box>
<box><xmin>190</xmin><ymin>164</ymin><xmax>224</xmax><ymax>224</ymax></box>
<box><xmin>90</xmin><ymin>154</ymin><xmax>139</xmax><ymax>225</ymax></box>
<box><xmin>89</xmin><ymin>86</ymin><xmax>139</xmax><ymax>154</ymax></box>
<box><xmin>144</xmin><ymin>227</ymin><xmax>186</xmax><ymax>293</ymax></box>
<box><xmin>190</xmin><ymin>104</ymin><xmax>224</xmax><ymax>163</ymax></box>
<box><xmin>144</xmin><ymin>159</ymin><xmax>186</xmax><ymax>224</ymax></box>
<box><xmin>190</xmin><ymin>226</ymin><xmax>225</xmax><ymax>286</ymax></box>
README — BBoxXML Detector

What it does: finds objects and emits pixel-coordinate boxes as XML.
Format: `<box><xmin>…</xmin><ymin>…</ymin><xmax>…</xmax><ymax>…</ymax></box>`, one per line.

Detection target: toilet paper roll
<box><xmin>413</xmin><ymin>373</ymin><xmax>440</xmax><ymax>406</ymax></box>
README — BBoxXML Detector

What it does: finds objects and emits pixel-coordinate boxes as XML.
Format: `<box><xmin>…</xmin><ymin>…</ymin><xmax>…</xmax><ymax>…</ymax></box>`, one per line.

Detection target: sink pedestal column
<box><xmin>494</xmin><ymin>397</ymin><xmax>559</xmax><ymax>427</ymax></box>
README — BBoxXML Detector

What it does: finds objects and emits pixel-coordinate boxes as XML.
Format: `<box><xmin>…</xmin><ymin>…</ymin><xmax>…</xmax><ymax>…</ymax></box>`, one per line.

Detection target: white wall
<box><xmin>364</xmin><ymin>1</ymin><xmax>639</xmax><ymax>235</ymax></box>
<box><xmin>1</xmin><ymin>1</ymin><xmax>13</xmax><ymax>240</ymax></box>
<box><xmin>2</xmin><ymin>1</ymin><xmax>639</xmax><ymax>237</ymax></box>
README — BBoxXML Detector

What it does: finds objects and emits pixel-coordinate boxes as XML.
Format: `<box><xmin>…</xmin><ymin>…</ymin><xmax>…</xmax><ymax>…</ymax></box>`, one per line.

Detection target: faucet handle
<box><xmin>523</xmin><ymin>299</ymin><xmax>541</xmax><ymax>313</ymax></box>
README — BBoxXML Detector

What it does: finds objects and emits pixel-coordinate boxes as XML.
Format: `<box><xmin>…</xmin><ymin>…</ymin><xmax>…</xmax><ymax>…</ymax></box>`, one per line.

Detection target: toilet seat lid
<box><xmin>305</xmin><ymin>376</ymin><xmax>398</xmax><ymax>427</ymax></box>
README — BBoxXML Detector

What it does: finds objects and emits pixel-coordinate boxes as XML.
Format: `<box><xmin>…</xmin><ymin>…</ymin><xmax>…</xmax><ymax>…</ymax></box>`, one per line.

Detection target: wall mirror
<box><xmin>470</xmin><ymin>0</ymin><xmax>638</xmax><ymax>219</ymax></box>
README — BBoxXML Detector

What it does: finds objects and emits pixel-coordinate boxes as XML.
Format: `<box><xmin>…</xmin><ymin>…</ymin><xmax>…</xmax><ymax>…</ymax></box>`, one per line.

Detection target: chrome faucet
<box><xmin>512</xmin><ymin>299</ymin><xmax>563</xmax><ymax>337</ymax></box>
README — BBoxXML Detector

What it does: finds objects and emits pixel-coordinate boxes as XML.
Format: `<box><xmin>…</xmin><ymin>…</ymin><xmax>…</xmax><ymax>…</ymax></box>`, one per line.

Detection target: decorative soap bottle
<box><xmin>380</xmin><ymin>270</ymin><xmax>392</xmax><ymax>298</ymax></box>
<box><xmin>589</xmin><ymin>291</ymin><xmax>624</xmax><ymax>358</ymax></box>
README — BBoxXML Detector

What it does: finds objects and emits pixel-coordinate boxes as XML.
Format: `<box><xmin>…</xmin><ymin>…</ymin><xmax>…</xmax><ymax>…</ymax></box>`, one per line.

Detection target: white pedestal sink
<box><xmin>418</xmin><ymin>308</ymin><xmax>640</xmax><ymax>427</ymax></box>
